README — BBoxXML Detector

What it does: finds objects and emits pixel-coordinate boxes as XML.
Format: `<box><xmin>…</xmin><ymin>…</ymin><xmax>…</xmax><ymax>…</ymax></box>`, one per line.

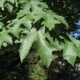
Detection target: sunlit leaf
<box><xmin>19</xmin><ymin>28</ymin><xmax>37</xmax><ymax>62</ymax></box>
<box><xmin>21</xmin><ymin>0</ymin><xmax>48</xmax><ymax>11</ymax></box>
<box><xmin>19</xmin><ymin>27</ymin><xmax>61</xmax><ymax>68</ymax></box>
<box><xmin>36</xmin><ymin>29</ymin><xmax>53</xmax><ymax>67</ymax></box>
<box><xmin>42</xmin><ymin>10</ymin><xmax>61</xmax><ymax>30</ymax></box>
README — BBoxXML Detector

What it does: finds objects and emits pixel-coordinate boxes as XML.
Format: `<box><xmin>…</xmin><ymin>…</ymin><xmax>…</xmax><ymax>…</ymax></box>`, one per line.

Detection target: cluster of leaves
<box><xmin>0</xmin><ymin>0</ymin><xmax>80</xmax><ymax>68</ymax></box>
<box><xmin>44</xmin><ymin>0</ymin><xmax>80</xmax><ymax>32</ymax></box>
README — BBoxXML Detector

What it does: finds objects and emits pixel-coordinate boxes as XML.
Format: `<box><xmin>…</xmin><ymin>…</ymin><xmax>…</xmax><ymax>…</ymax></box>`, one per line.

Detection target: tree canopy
<box><xmin>0</xmin><ymin>0</ymin><xmax>80</xmax><ymax>68</ymax></box>
<box><xmin>0</xmin><ymin>0</ymin><xmax>80</xmax><ymax>80</ymax></box>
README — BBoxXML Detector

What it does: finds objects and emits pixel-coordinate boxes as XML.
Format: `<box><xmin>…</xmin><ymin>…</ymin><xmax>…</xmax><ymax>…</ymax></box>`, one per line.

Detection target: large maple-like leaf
<box><xmin>19</xmin><ymin>27</ymin><xmax>61</xmax><ymax>68</ymax></box>
<box><xmin>60</xmin><ymin>35</ymin><xmax>80</xmax><ymax>66</ymax></box>
<box><xmin>42</xmin><ymin>10</ymin><xmax>69</xmax><ymax>30</ymax></box>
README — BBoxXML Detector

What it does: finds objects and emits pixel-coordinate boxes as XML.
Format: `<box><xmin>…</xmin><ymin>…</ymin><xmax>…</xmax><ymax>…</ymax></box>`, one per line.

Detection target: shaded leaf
<box><xmin>4</xmin><ymin>3</ymin><xmax>13</xmax><ymax>12</ymax></box>
<box><xmin>0</xmin><ymin>31</ymin><xmax>12</xmax><ymax>48</ymax></box>
<box><xmin>8</xmin><ymin>19</ymin><xmax>21</xmax><ymax>38</ymax></box>
<box><xmin>46</xmin><ymin>32</ymin><xmax>61</xmax><ymax>50</ymax></box>
<box><xmin>54</xmin><ymin>15</ymin><xmax>69</xmax><ymax>28</ymax></box>
<box><xmin>61</xmin><ymin>40</ymin><xmax>77</xmax><ymax>66</ymax></box>
<box><xmin>42</xmin><ymin>10</ymin><xmax>61</xmax><ymax>30</ymax></box>
<box><xmin>8</xmin><ymin>18</ymin><xmax>32</xmax><ymax>38</ymax></box>
<box><xmin>68</xmin><ymin>35</ymin><xmax>80</xmax><ymax>57</ymax></box>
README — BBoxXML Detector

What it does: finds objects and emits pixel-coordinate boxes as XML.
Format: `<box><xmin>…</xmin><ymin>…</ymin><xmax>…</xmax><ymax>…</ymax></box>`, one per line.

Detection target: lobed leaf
<box><xmin>20</xmin><ymin>0</ymin><xmax>48</xmax><ymax>11</ymax></box>
<box><xmin>36</xmin><ymin>30</ymin><xmax>53</xmax><ymax>68</ymax></box>
<box><xmin>19</xmin><ymin>28</ymin><xmax>37</xmax><ymax>62</ymax></box>
<box><xmin>61</xmin><ymin>40</ymin><xmax>77</xmax><ymax>66</ymax></box>
<box><xmin>68</xmin><ymin>35</ymin><xmax>80</xmax><ymax>57</ymax></box>
<box><xmin>0</xmin><ymin>31</ymin><xmax>12</xmax><ymax>48</ymax></box>
<box><xmin>42</xmin><ymin>10</ymin><xmax>61</xmax><ymax>30</ymax></box>
<box><xmin>54</xmin><ymin>15</ymin><xmax>69</xmax><ymax>28</ymax></box>
<box><xmin>19</xmin><ymin>27</ymin><xmax>62</xmax><ymax>68</ymax></box>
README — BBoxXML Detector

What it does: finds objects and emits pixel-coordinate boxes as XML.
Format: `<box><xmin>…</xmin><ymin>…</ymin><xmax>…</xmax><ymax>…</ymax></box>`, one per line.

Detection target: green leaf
<box><xmin>4</xmin><ymin>3</ymin><xmax>13</xmax><ymax>12</ymax></box>
<box><xmin>0</xmin><ymin>0</ymin><xmax>5</xmax><ymax>8</ymax></box>
<box><xmin>0</xmin><ymin>31</ymin><xmax>12</xmax><ymax>48</ymax></box>
<box><xmin>31</xmin><ymin>10</ymin><xmax>45</xmax><ymax>23</ymax></box>
<box><xmin>19</xmin><ymin>27</ymin><xmax>60</xmax><ymax>68</ymax></box>
<box><xmin>17</xmin><ymin>10</ymin><xmax>31</xmax><ymax>19</ymax></box>
<box><xmin>0</xmin><ymin>0</ymin><xmax>14</xmax><ymax>8</ymax></box>
<box><xmin>68</xmin><ymin>35</ymin><xmax>80</xmax><ymax>57</ymax></box>
<box><xmin>3</xmin><ymin>42</ymin><xmax>7</xmax><ymax>47</ymax></box>
<box><xmin>60</xmin><ymin>35</ymin><xmax>80</xmax><ymax>66</ymax></box>
<box><xmin>7</xmin><ymin>0</ymin><xmax>14</xmax><ymax>4</ymax></box>
<box><xmin>36</xmin><ymin>29</ymin><xmax>53</xmax><ymax>68</ymax></box>
<box><xmin>61</xmin><ymin>40</ymin><xmax>77</xmax><ymax>66</ymax></box>
<box><xmin>19</xmin><ymin>28</ymin><xmax>37</xmax><ymax>62</ymax></box>
<box><xmin>21</xmin><ymin>0</ymin><xmax>48</xmax><ymax>11</ymax></box>
<box><xmin>22</xmin><ymin>18</ymin><xmax>32</xmax><ymax>30</ymax></box>
<box><xmin>8</xmin><ymin>19</ymin><xmax>21</xmax><ymax>38</ymax></box>
<box><xmin>8</xmin><ymin>18</ymin><xmax>32</xmax><ymax>38</ymax></box>
<box><xmin>54</xmin><ymin>15</ymin><xmax>69</xmax><ymax>28</ymax></box>
<box><xmin>0</xmin><ymin>22</ymin><xmax>4</xmax><ymax>29</ymax></box>
<box><xmin>17</xmin><ymin>10</ymin><xmax>44</xmax><ymax>23</ymax></box>
<box><xmin>42</xmin><ymin>10</ymin><xmax>61</xmax><ymax>30</ymax></box>
<box><xmin>45</xmin><ymin>32</ymin><xmax>61</xmax><ymax>50</ymax></box>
